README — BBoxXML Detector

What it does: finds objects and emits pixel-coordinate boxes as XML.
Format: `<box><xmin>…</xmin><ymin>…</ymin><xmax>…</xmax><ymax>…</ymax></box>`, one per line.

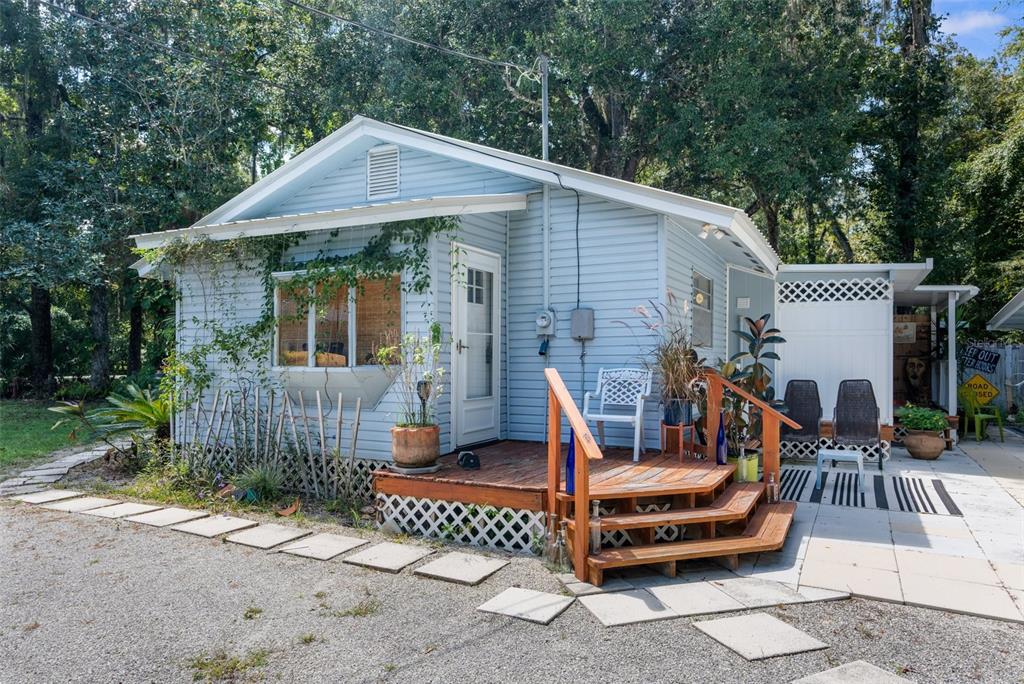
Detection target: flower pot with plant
<box><xmin>620</xmin><ymin>294</ymin><xmax>705</xmax><ymax>427</ymax></box>
<box><xmin>898</xmin><ymin>404</ymin><xmax>947</xmax><ymax>460</ymax></box>
<box><xmin>377</xmin><ymin>329</ymin><xmax>446</xmax><ymax>470</ymax></box>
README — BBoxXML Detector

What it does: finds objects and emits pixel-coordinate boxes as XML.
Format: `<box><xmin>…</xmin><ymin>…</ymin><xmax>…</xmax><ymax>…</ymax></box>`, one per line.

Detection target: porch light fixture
<box><xmin>699</xmin><ymin>223</ymin><xmax>725</xmax><ymax>240</ymax></box>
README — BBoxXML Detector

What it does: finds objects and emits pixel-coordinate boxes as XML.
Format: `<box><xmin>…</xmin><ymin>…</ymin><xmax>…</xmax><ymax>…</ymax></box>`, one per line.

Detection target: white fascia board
<box><xmin>779</xmin><ymin>261</ymin><xmax>932</xmax><ymax>274</ymax></box>
<box><xmin>987</xmin><ymin>287</ymin><xmax>1024</xmax><ymax>330</ymax></box>
<box><xmin>914</xmin><ymin>285</ymin><xmax>979</xmax><ymax>306</ymax></box>
<box><xmin>131</xmin><ymin>194</ymin><xmax>528</xmax><ymax>249</ymax></box>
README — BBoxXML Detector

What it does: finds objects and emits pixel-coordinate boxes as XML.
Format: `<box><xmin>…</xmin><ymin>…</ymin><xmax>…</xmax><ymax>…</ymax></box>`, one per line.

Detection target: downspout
<box><xmin>542</xmin><ymin>184</ymin><xmax>550</xmax><ymax>310</ymax></box>
<box><xmin>504</xmin><ymin>211</ymin><xmax>511</xmax><ymax>440</ymax></box>
<box><xmin>948</xmin><ymin>291</ymin><xmax>958</xmax><ymax>441</ymax></box>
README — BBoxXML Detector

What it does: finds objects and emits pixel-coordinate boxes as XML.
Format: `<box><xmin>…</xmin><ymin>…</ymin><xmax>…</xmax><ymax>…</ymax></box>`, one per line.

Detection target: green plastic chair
<box><xmin>958</xmin><ymin>386</ymin><xmax>1004</xmax><ymax>442</ymax></box>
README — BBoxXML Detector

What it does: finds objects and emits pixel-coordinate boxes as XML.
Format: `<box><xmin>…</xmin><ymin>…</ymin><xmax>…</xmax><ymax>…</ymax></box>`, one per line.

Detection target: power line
<box><xmin>39</xmin><ymin>0</ymin><xmax>306</xmax><ymax>99</ymax></box>
<box><xmin>280</xmin><ymin>0</ymin><xmax>531</xmax><ymax>73</ymax></box>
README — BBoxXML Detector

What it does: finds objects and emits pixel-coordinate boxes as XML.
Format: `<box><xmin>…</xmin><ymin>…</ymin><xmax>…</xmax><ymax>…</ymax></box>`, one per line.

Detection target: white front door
<box><xmin>452</xmin><ymin>244</ymin><xmax>501</xmax><ymax>447</ymax></box>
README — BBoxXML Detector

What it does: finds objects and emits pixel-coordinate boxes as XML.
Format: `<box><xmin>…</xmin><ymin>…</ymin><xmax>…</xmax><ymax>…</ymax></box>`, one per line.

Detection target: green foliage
<box><xmin>112</xmin><ymin>458</ymin><xmax>209</xmax><ymax>508</ymax></box>
<box><xmin>189</xmin><ymin>648</ymin><xmax>269</xmax><ymax>682</ymax></box>
<box><xmin>375</xmin><ymin>332</ymin><xmax>446</xmax><ymax>427</ymax></box>
<box><xmin>898</xmin><ymin>405</ymin><xmax>949</xmax><ymax>432</ymax></box>
<box><xmin>718</xmin><ymin>314</ymin><xmax>785</xmax><ymax>453</ymax></box>
<box><xmin>0</xmin><ymin>400</ymin><xmax>90</xmax><ymax>467</ymax></box>
<box><xmin>50</xmin><ymin>383</ymin><xmax>171</xmax><ymax>447</ymax></box>
<box><xmin>232</xmin><ymin>463</ymin><xmax>286</xmax><ymax>503</ymax></box>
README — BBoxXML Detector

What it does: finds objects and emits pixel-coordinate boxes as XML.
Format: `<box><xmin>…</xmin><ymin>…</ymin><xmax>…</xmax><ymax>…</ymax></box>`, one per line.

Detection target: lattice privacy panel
<box><xmin>376</xmin><ymin>493</ymin><xmax>545</xmax><ymax>552</ymax></box>
<box><xmin>781</xmin><ymin>438</ymin><xmax>891</xmax><ymax>463</ymax></box>
<box><xmin>599</xmin><ymin>501</ymin><xmax>684</xmax><ymax>546</ymax></box>
<box><xmin>892</xmin><ymin>425</ymin><xmax>907</xmax><ymax>445</ymax></box>
<box><xmin>778</xmin><ymin>277</ymin><xmax>892</xmax><ymax>304</ymax></box>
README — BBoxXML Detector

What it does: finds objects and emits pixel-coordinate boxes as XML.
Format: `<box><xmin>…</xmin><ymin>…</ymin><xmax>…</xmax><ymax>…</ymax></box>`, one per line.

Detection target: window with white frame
<box><xmin>692</xmin><ymin>271</ymin><xmax>713</xmax><ymax>348</ymax></box>
<box><xmin>275</xmin><ymin>275</ymin><xmax>401</xmax><ymax>368</ymax></box>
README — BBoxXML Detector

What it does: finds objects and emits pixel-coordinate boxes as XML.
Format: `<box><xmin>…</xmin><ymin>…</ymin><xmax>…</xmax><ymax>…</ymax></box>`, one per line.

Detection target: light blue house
<box><xmin>134</xmin><ymin>116</ymin><xmax>975</xmax><ymax>467</ymax></box>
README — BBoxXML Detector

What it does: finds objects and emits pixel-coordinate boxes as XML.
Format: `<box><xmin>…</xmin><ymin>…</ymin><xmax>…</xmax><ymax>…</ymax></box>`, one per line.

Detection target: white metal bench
<box><xmin>815</xmin><ymin>448</ymin><xmax>866</xmax><ymax>494</ymax></box>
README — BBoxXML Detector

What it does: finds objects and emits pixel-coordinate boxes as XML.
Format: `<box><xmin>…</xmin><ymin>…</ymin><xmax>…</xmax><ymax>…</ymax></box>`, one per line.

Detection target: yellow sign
<box><xmin>963</xmin><ymin>374</ymin><xmax>999</xmax><ymax>406</ymax></box>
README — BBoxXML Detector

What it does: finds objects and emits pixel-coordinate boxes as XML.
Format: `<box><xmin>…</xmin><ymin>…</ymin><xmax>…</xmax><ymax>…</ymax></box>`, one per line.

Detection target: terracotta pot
<box><xmin>903</xmin><ymin>429</ymin><xmax>945</xmax><ymax>460</ymax></box>
<box><xmin>391</xmin><ymin>425</ymin><xmax>440</xmax><ymax>468</ymax></box>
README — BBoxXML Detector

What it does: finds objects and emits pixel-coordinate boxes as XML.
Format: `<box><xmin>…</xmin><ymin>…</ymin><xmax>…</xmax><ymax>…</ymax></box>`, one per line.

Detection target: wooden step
<box><xmin>585</xmin><ymin>501</ymin><xmax>796</xmax><ymax>581</ymax></box>
<box><xmin>569</xmin><ymin>482</ymin><xmax>764</xmax><ymax>532</ymax></box>
<box><xmin>555</xmin><ymin>462</ymin><xmax>734</xmax><ymax>502</ymax></box>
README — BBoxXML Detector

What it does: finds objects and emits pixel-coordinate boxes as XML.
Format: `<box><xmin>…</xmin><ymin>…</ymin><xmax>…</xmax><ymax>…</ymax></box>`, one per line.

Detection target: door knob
<box><xmin>457</xmin><ymin>339</ymin><xmax>470</xmax><ymax>353</ymax></box>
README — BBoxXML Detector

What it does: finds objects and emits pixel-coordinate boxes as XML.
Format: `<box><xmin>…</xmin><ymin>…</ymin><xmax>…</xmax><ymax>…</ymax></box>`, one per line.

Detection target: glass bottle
<box><xmin>555</xmin><ymin>520</ymin><xmax>570</xmax><ymax>573</ymax></box>
<box><xmin>542</xmin><ymin>513</ymin><xmax>559</xmax><ymax>563</ymax></box>
<box><xmin>589</xmin><ymin>499</ymin><xmax>603</xmax><ymax>554</ymax></box>
<box><xmin>767</xmin><ymin>472</ymin><xmax>780</xmax><ymax>503</ymax></box>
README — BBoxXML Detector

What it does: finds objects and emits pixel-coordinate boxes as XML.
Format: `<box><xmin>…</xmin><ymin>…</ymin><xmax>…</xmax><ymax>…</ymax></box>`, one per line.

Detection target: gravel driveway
<box><xmin>2</xmin><ymin>501</ymin><xmax>1022</xmax><ymax>683</ymax></box>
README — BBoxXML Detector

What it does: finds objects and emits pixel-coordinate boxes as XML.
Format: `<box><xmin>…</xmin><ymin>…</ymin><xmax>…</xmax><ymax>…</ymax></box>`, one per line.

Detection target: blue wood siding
<box><xmin>664</xmin><ymin>219</ymin><xmax>729</xmax><ymax>366</ymax></box>
<box><xmin>507</xmin><ymin>190</ymin><xmax>663</xmax><ymax>447</ymax></box>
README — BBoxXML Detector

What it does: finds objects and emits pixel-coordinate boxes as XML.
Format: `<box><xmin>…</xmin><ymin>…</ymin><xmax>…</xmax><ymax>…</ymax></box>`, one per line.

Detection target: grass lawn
<box><xmin>0</xmin><ymin>399</ymin><xmax>95</xmax><ymax>470</ymax></box>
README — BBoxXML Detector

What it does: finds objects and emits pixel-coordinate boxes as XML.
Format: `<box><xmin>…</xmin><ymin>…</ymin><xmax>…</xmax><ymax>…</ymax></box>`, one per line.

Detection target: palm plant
<box><xmin>50</xmin><ymin>383</ymin><xmax>172</xmax><ymax>451</ymax></box>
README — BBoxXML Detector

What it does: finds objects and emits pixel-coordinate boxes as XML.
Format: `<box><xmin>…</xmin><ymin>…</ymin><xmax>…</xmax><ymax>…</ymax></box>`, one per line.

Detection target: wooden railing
<box><xmin>545</xmin><ymin>367</ymin><xmax>603</xmax><ymax>582</ymax></box>
<box><xmin>702</xmin><ymin>369</ymin><xmax>801</xmax><ymax>484</ymax></box>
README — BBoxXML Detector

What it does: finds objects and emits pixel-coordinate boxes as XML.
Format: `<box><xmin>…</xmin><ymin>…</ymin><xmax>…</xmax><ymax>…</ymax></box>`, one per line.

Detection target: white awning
<box><xmin>988</xmin><ymin>287</ymin><xmax>1024</xmax><ymax>330</ymax></box>
<box><xmin>130</xmin><ymin>193</ymin><xmax>529</xmax><ymax>249</ymax></box>
<box><xmin>895</xmin><ymin>284</ymin><xmax>979</xmax><ymax>307</ymax></box>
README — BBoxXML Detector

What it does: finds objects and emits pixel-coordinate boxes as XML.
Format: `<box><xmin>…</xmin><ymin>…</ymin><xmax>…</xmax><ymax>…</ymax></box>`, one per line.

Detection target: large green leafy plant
<box><xmin>50</xmin><ymin>383</ymin><xmax>171</xmax><ymax>450</ymax></box>
<box><xmin>718</xmin><ymin>314</ymin><xmax>785</xmax><ymax>454</ymax></box>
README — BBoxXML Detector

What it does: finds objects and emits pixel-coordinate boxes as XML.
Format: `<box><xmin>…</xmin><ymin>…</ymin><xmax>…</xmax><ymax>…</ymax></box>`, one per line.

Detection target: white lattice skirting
<box><xmin>781</xmin><ymin>438</ymin><xmax>891</xmax><ymax>463</ymax></box>
<box><xmin>778</xmin><ymin>277</ymin><xmax>893</xmax><ymax>304</ymax></box>
<box><xmin>376</xmin><ymin>493</ymin><xmax>545</xmax><ymax>552</ymax></box>
<box><xmin>375</xmin><ymin>494</ymin><xmax>687</xmax><ymax>553</ymax></box>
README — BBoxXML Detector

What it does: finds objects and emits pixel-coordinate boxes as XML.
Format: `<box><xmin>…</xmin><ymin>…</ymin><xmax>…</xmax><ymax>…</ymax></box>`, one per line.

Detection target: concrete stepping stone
<box><xmin>793</xmin><ymin>660</ymin><xmax>909</xmax><ymax>683</ymax></box>
<box><xmin>278</xmin><ymin>533</ymin><xmax>368</xmax><ymax>560</ymax></box>
<box><xmin>343</xmin><ymin>542</ymin><xmax>433</xmax><ymax>573</ymax></box>
<box><xmin>23</xmin><ymin>474</ymin><xmax>66</xmax><ymax>484</ymax></box>
<box><xmin>171</xmin><ymin>515</ymin><xmax>258</xmax><ymax>538</ymax></box>
<box><xmin>693</xmin><ymin>612</ymin><xmax>828</xmax><ymax>660</ymax></box>
<box><xmin>578</xmin><ymin>588</ymin><xmax>676</xmax><ymax>627</ymax></box>
<box><xmin>646</xmin><ymin>582</ymin><xmax>746</xmax><ymax>616</ymax></box>
<box><xmin>557</xmin><ymin>572</ymin><xmax>634</xmax><ymax>596</ymax></box>
<box><xmin>226</xmin><ymin>523</ymin><xmax>310</xmax><ymax>549</ymax></box>
<box><xmin>9</xmin><ymin>489</ymin><xmax>81</xmax><ymax>504</ymax></box>
<box><xmin>40</xmin><ymin>496</ymin><xmax>118</xmax><ymax>513</ymax></box>
<box><xmin>125</xmin><ymin>507</ymin><xmax>208</xmax><ymax>527</ymax></box>
<box><xmin>83</xmin><ymin>502</ymin><xmax>162</xmax><ymax>519</ymax></box>
<box><xmin>477</xmin><ymin>587</ymin><xmax>574</xmax><ymax>625</ymax></box>
<box><xmin>414</xmin><ymin>552</ymin><xmax>509</xmax><ymax>585</ymax></box>
<box><xmin>710</xmin><ymin>576</ymin><xmax>808</xmax><ymax>608</ymax></box>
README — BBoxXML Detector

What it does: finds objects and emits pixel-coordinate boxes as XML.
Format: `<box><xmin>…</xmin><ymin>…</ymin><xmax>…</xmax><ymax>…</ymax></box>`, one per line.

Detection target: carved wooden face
<box><xmin>905</xmin><ymin>357</ymin><xmax>927</xmax><ymax>388</ymax></box>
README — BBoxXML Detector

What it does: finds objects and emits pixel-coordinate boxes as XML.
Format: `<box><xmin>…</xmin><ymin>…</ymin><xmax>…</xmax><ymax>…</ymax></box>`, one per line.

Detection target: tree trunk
<box><xmin>29</xmin><ymin>285</ymin><xmax>54</xmax><ymax>396</ymax></box>
<box><xmin>127</xmin><ymin>300</ymin><xmax>144</xmax><ymax>375</ymax></box>
<box><xmin>828</xmin><ymin>213</ymin><xmax>855</xmax><ymax>262</ymax></box>
<box><xmin>805</xmin><ymin>198</ymin><xmax>818</xmax><ymax>264</ymax></box>
<box><xmin>89</xmin><ymin>283</ymin><xmax>111</xmax><ymax>393</ymax></box>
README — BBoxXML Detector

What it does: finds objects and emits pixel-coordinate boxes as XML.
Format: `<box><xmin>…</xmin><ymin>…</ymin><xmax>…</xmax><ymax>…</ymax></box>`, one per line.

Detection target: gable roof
<box><xmin>133</xmin><ymin>116</ymin><xmax>780</xmax><ymax>272</ymax></box>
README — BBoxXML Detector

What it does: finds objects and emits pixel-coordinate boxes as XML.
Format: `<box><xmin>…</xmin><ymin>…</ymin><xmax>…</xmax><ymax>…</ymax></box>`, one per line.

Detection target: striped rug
<box><xmin>780</xmin><ymin>465</ymin><xmax>962</xmax><ymax>516</ymax></box>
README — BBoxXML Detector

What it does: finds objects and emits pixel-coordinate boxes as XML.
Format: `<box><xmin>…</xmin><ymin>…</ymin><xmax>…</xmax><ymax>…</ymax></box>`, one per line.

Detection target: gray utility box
<box><xmin>570</xmin><ymin>307</ymin><xmax>595</xmax><ymax>341</ymax></box>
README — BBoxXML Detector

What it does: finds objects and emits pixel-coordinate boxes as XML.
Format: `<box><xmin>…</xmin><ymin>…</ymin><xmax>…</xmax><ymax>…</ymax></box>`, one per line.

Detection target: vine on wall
<box><xmin>141</xmin><ymin>216</ymin><xmax>458</xmax><ymax>397</ymax></box>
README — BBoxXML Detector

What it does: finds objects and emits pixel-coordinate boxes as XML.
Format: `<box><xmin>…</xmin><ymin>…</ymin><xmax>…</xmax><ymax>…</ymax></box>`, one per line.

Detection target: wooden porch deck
<box><xmin>372</xmin><ymin>440</ymin><xmax>734</xmax><ymax>513</ymax></box>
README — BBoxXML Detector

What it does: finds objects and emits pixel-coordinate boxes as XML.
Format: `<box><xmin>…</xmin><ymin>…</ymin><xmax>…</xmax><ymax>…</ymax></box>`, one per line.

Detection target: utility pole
<box><xmin>540</xmin><ymin>54</ymin><xmax>549</xmax><ymax>161</ymax></box>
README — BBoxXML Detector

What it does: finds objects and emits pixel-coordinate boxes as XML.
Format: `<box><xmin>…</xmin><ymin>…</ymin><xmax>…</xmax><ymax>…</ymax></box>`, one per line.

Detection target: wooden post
<box><xmin>573</xmin><ymin>432</ymin><xmax>589</xmax><ymax>582</ymax></box>
<box><xmin>253</xmin><ymin>386</ymin><xmax>260</xmax><ymax>463</ymax></box>
<box><xmin>705</xmin><ymin>375</ymin><xmax>722</xmax><ymax>459</ymax></box>
<box><xmin>334</xmin><ymin>392</ymin><xmax>344</xmax><ymax>499</ymax></box>
<box><xmin>546</xmin><ymin>386</ymin><xmax>561</xmax><ymax>518</ymax></box>
<box><xmin>315</xmin><ymin>390</ymin><xmax>328</xmax><ymax>494</ymax></box>
<box><xmin>762</xmin><ymin>416</ymin><xmax>780</xmax><ymax>485</ymax></box>
<box><xmin>297</xmin><ymin>391</ymin><xmax>319</xmax><ymax>497</ymax></box>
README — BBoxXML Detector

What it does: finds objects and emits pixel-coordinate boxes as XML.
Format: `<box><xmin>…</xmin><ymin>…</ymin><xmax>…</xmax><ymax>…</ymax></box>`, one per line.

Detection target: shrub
<box><xmin>899</xmin><ymin>405</ymin><xmax>948</xmax><ymax>432</ymax></box>
<box><xmin>232</xmin><ymin>463</ymin><xmax>286</xmax><ymax>502</ymax></box>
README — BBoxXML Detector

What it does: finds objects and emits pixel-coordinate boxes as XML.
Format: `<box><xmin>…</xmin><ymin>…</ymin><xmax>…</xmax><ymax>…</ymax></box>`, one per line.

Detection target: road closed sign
<box><xmin>962</xmin><ymin>374</ymin><xmax>999</xmax><ymax>406</ymax></box>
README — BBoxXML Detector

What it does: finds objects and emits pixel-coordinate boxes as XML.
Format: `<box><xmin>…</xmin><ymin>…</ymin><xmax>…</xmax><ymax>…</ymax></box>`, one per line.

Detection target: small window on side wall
<box><xmin>277</xmin><ymin>284</ymin><xmax>310</xmax><ymax>367</ymax></box>
<box><xmin>692</xmin><ymin>271</ymin><xmax>713</xmax><ymax>348</ymax></box>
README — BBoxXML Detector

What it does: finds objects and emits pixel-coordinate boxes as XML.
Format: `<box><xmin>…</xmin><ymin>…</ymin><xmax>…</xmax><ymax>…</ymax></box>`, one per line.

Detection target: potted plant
<box><xmin>898</xmin><ymin>404</ymin><xmax>947</xmax><ymax>460</ymax></box>
<box><xmin>377</xmin><ymin>329</ymin><xmax>446</xmax><ymax>471</ymax></box>
<box><xmin>622</xmin><ymin>295</ymin><xmax>704</xmax><ymax>426</ymax></box>
<box><xmin>714</xmin><ymin>314</ymin><xmax>785</xmax><ymax>476</ymax></box>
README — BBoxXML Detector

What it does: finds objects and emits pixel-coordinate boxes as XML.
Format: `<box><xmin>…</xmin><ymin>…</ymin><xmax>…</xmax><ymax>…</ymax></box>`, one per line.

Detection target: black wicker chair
<box><xmin>781</xmin><ymin>380</ymin><xmax>822</xmax><ymax>446</ymax></box>
<box><xmin>834</xmin><ymin>379</ymin><xmax>881</xmax><ymax>456</ymax></box>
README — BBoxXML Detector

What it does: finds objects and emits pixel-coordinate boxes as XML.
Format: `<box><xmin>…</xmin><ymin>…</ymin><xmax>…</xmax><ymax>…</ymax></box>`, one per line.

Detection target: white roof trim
<box><xmin>779</xmin><ymin>260</ymin><xmax>932</xmax><ymax>274</ymax></box>
<box><xmin>988</xmin><ymin>287</ymin><xmax>1024</xmax><ymax>330</ymax></box>
<box><xmin>169</xmin><ymin>115</ymin><xmax>779</xmax><ymax>273</ymax></box>
<box><xmin>895</xmin><ymin>284</ymin><xmax>979</xmax><ymax>307</ymax></box>
<box><xmin>131</xmin><ymin>194</ymin><xmax>528</xmax><ymax>249</ymax></box>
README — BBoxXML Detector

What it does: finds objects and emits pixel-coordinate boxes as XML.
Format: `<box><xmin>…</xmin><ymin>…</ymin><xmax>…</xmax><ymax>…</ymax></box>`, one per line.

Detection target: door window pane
<box><xmin>466</xmin><ymin>267</ymin><xmax>493</xmax><ymax>398</ymax></box>
<box><xmin>314</xmin><ymin>285</ymin><xmax>349</xmax><ymax>367</ymax></box>
<box><xmin>277</xmin><ymin>285</ymin><xmax>309</xmax><ymax>367</ymax></box>
<box><xmin>355</xmin><ymin>275</ymin><xmax>401</xmax><ymax>365</ymax></box>
<box><xmin>693</xmin><ymin>271</ymin><xmax>713</xmax><ymax>348</ymax></box>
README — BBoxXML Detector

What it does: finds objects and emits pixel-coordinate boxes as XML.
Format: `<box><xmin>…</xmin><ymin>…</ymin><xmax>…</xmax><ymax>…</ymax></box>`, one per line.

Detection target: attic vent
<box><xmin>366</xmin><ymin>145</ymin><xmax>400</xmax><ymax>200</ymax></box>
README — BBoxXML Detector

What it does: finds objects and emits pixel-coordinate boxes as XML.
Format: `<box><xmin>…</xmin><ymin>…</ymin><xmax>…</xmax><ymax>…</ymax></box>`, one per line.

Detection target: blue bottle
<box><xmin>565</xmin><ymin>428</ymin><xmax>575</xmax><ymax>495</ymax></box>
<box><xmin>716</xmin><ymin>412</ymin><xmax>727</xmax><ymax>465</ymax></box>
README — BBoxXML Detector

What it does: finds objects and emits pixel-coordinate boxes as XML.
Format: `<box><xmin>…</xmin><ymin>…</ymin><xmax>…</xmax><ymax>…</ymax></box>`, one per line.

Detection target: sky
<box><xmin>934</xmin><ymin>0</ymin><xmax>1023</xmax><ymax>58</ymax></box>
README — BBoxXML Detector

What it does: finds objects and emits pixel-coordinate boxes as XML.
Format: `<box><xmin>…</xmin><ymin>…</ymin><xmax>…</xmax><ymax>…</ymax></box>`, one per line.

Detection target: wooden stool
<box><xmin>661</xmin><ymin>421</ymin><xmax>696</xmax><ymax>461</ymax></box>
